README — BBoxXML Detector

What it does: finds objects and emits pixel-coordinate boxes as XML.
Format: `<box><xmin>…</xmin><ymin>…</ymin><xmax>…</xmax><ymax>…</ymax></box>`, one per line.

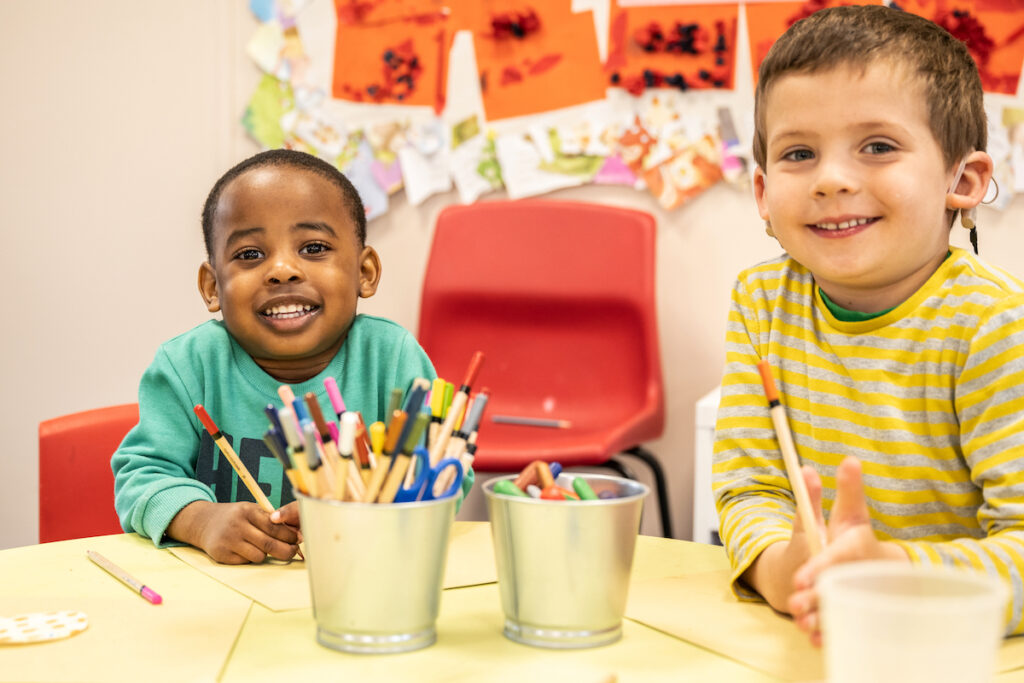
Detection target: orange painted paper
<box><xmin>470</xmin><ymin>0</ymin><xmax>607</xmax><ymax>121</ymax></box>
<box><xmin>745</xmin><ymin>0</ymin><xmax>883</xmax><ymax>87</ymax></box>
<box><xmin>605</xmin><ymin>2</ymin><xmax>739</xmax><ymax>92</ymax></box>
<box><xmin>899</xmin><ymin>0</ymin><xmax>1024</xmax><ymax>94</ymax></box>
<box><xmin>331</xmin><ymin>0</ymin><xmax>451</xmax><ymax>111</ymax></box>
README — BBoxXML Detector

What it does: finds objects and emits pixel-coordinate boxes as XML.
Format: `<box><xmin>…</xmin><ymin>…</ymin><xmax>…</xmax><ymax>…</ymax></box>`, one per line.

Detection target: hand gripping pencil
<box><xmin>429</xmin><ymin>352</ymin><xmax>484</xmax><ymax>466</ymax></box>
<box><xmin>756</xmin><ymin>361</ymin><xmax>824</xmax><ymax>555</ymax></box>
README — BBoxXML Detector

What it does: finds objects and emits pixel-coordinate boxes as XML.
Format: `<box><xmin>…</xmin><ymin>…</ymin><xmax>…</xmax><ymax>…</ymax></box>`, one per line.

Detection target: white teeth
<box><xmin>262</xmin><ymin>304</ymin><xmax>315</xmax><ymax>317</ymax></box>
<box><xmin>815</xmin><ymin>217</ymin><xmax>871</xmax><ymax>230</ymax></box>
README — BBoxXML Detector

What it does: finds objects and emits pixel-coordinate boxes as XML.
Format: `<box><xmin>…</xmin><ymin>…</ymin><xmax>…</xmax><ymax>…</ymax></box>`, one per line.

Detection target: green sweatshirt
<box><xmin>112</xmin><ymin>314</ymin><xmax>467</xmax><ymax>546</ymax></box>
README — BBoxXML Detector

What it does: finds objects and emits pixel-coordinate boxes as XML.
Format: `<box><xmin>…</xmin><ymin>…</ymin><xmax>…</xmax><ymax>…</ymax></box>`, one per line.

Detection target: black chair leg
<box><xmin>604</xmin><ymin>456</ymin><xmax>638</xmax><ymax>480</ymax></box>
<box><xmin>622</xmin><ymin>446</ymin><xmax>673</xmax><ymax>539</ymax></box>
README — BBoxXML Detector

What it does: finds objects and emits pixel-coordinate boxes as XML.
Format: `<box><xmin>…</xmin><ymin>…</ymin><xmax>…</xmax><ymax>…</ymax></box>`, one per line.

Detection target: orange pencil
<box><xmin>428</xmin><ymin>351</ymin><xmax>484</xmax><ymax>466</ymax></box>
<box><xmin>756</xmin><ymin>360</ymin><xmax>824</xmax><ymax>555</ymax></box>
<box><xmin>195</xmin><ymin>405</ymin><xmax>275</xmax><ymax>513</ymax></box>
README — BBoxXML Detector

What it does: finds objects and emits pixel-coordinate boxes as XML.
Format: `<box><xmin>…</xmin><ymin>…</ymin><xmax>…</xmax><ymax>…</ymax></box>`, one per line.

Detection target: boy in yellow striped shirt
<box><xmin>712</xmin><ymin>5</ymin><xmax>1024</xmax><ymax>642</ymax></box>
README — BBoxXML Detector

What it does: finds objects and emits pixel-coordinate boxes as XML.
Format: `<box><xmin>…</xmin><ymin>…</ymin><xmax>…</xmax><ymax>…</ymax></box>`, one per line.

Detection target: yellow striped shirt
<box><xmin>712</xmin><ymin>247</ymin><xmax>1024</xmax><ymax>634</ymax></box>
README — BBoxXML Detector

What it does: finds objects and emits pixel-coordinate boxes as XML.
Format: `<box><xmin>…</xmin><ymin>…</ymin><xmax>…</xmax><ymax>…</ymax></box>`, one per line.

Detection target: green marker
<box><xmin>572</xmin><ymin>477</ymin><xmax>598</xmax><ymax>500</ymax></box>
<box><xmin>494</xmin><ymin>480</ymin><xmax>530</xmax><ymax>498</ymax></box>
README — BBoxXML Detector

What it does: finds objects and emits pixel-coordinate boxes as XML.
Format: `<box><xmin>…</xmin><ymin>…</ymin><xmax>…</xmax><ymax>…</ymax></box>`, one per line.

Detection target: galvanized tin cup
<box><xmin>296</xmin><ymin>492</ymin><xmax>457</xmax><ymax>654</ymax></box>
<box><xmin>483</xmin><ymin>473</ymin><xmax>649</xmax><ymax>648</ymax></box>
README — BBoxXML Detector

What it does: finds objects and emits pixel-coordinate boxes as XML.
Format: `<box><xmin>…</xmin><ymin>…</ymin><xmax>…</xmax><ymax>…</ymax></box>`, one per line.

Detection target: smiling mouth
<box><xmin>261</xmin><ymin>303</ymin><xmax>320</xmax><ymax>320</ymax></box>
<box><xmin>810</xmin><ymin>217</ymin><xmax>878</xmax><ymax>231</ymax></box>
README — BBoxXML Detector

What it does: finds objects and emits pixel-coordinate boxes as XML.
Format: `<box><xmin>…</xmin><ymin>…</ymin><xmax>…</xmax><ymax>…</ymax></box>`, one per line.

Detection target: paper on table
<box><xmin>169</xmin><ymin>521</ymin><xmax>498</xmax><ymax>612</ymax></box>
<box><xmin>627</xmin><ymin>571</ymin><xmax>1024</xmax><ymax>682</ymax></box>
<box><xmin>222</xmin><ymin>584</ymin><xmax>778</xmax><ymax>683</ymax></box>
<box><xmin>627</xmin><ymin>571</ymin><xmax>823</xmax><ymax>682</ymax></box>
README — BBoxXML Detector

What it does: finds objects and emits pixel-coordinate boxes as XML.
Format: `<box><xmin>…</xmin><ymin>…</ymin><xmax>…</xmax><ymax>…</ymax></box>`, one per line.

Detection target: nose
<box><xmin>265</xmin><ymin>253</ymin><xmax>304</xmax><ymax>284</ymax></box>
<box><xmin>810</xmin><ymin>156</ymin><xmax>859</xmax><ymax>198</ymax></box>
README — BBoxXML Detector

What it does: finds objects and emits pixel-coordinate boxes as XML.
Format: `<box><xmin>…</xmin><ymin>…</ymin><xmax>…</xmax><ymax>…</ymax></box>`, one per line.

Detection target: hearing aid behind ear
<box><xmin>948</xmin><ymin>156</ymin><xmax>978</xmax><ymax>253</ymax></box>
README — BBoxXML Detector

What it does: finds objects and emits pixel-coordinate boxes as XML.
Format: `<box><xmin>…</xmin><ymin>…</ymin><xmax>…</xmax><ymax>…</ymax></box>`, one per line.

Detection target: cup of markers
<box><xmin>483</xmin><ymin>462</ymin><xmax>649</xmax><ymax>649</ymax></box>
<box><xmin>262</xmin><ymin>353</ymin><xmax>487</xmax><ymax>654</ymax></box>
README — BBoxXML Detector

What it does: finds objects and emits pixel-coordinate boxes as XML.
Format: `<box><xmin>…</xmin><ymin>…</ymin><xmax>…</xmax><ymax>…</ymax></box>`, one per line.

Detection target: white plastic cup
<box><xmin>818</xmin><ymin>561</ymin><xmax>1008</xmax><ymax>683</ymax></box>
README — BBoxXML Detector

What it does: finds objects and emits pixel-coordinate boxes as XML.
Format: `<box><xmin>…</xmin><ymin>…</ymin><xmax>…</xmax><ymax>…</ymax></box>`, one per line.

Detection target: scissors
<box><xmin>394</xmin><ymin>446</ymin><xmax>464</xmax><ymax>503</ymax></box>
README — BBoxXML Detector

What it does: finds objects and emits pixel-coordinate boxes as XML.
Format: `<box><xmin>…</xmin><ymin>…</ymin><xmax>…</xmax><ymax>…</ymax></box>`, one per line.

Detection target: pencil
<box><xmin>756</xmin><ymin>360</ymin><xmax>824</xmax><ymax>555</ymax></box>
<box><xmin>378</xmin><ymin>412</ymin><xmax>430</xmax><ymax>504</ymax></box>
<box><xmin>87</xmin><ymin>550</ymin><xmax>162</xmax><ymax>605</ymax></box>
<box><xmin>194</xmin><ymin>405</ymin><xmax>275</xmax><ymax>512</ymax></box>
<box><xmin>491</xmin><ymin>415</ymin><xmax>572</xmax><ymax>429</ymax></box>
<box><xmin>363</xmin><ymin>410</ymin><xmax>407</xmax><ymax>502</ymax></box>
<box><xmin>429</xmin><ymin>351</ymin><xmax>484</xmax><ymax>466</ymax></box>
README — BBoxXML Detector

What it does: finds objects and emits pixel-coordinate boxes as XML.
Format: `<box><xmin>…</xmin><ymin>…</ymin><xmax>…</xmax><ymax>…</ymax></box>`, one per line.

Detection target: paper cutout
<box><xmin>0</xmin><ymin>611</ymin><xmax>88</xmax><ymax>645</ymax></box>
<box><xmin>605</xmin><ymin>2</ymin><xmax>739</xmax><ymax>94</ymax></box>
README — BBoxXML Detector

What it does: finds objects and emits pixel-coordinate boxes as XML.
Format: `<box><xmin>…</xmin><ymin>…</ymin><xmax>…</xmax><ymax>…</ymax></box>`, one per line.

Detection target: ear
<box><xmin>198</xmin><ymin>262</ymin><xmax>221</xmax><ymax>312</ymax></box>
<box><xmin>753</xmin><ymin>165</ymin><xmax>771</xmax><ymax>221</ymax></box>
<box><xmin>946</xmin><ymin>151</ymin><xmax>994</xmax><ymax>211</ymax></box>
<box><xmin>357</xmin><ymin>246</ymin><xmax>382</xmax><ymax>299</ymax></box>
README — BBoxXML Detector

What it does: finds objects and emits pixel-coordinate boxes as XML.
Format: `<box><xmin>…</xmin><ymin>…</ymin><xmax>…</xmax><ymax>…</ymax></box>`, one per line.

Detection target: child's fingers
<box><xmin>270</xmin><ymin>501</ymin><xmax>301</xmax><ymax>528</ymax></box>
<box><xmin>801</xmin><ymin>465</ymin><xmax>826</xmax><ymax>530</ymax></box>
<box><xmin>831</xmin><ymin>456</ymin><xmax>871</xmax><ymax>532</ymax></box>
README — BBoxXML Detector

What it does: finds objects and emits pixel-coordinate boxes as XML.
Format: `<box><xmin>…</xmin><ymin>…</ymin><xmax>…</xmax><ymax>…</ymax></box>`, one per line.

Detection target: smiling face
<box><xmin>199</xmin><ymin>165</ymin><xmax>380</xmax><ymax>382</ymax></box>
<box><xmin>754</xmin><ymin>60</ymin><xmax>959</xmax><ymax>313</ymax></box>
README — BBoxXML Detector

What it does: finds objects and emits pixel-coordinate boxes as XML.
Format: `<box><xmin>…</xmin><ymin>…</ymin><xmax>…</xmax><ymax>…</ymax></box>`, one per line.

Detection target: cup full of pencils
<box><xmin>483</xmin><ymin>465</ymin><xmax>649</xmax><ymax>649</ymax></box>
<box><xmin>265</xmin><ymin>352</ymin><xmax>487</xmax><ymax>654</ymax></box>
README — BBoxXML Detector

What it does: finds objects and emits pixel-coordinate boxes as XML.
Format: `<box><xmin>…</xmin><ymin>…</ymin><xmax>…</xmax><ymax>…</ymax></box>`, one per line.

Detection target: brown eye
<box><xmin>300</xmin><ymin>242</ymin><xmax>330</xmax><ymax>255</ymax></box>
<box><xmin>234</xmin><ymin>248</ymin><xmax>263</xmax><ymax>261</ymax></box>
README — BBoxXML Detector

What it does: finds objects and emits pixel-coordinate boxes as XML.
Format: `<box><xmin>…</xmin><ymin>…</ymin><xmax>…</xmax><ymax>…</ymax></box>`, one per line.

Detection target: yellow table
<box><xmin>1</xmin><ymin>523</ymin><xmax>1022</xmax><ymax>682</ymax></box>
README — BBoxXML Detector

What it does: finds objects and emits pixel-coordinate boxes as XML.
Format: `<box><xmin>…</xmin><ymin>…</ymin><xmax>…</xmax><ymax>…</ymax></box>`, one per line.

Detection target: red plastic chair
<box><xmin>39</xmin><ymin>403</ymin><xmax>137</xmax><ymax>542</ymax></box>
<box><xmin>418</xmin><ymin>199</ymin><xmax>671</xmax><ymax>537</ymax></box>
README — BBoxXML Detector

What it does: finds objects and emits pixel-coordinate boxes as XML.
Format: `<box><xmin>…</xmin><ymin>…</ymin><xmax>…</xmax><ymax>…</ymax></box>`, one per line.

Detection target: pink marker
<box><xmin>87</xmin><ymin>550</ymin><xmax>162</xmax><ymax>605</ymax></box>
<box><xmin>324</xmin><ymin>377</ymin><xmax>346</xmax><ymax>418</ymax></box>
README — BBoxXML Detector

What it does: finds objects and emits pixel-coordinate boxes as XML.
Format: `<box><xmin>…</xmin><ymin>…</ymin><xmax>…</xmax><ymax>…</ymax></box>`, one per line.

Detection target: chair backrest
<box><xmin>418</xmin><ymin>199</ymin><xmax>663</xmax><ymax>469</ymax></box>
<box><xmin>39</xmin><ymin>403</ymin><xmax>138</xmax><ymax>542</ymax></box>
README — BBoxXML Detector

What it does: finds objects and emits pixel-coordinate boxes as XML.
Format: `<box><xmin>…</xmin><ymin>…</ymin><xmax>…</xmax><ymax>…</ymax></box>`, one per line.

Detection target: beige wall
<box><xmin>2</xmin><ymin>2</ymin><xmax>1021</xmax><ymax>549</ymax></box>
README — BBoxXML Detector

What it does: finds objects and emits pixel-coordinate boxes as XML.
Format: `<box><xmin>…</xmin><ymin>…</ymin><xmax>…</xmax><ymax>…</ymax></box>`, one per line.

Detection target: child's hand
<box><xmin>269</xmin><ymin>501</ymin><xmax>302</xmax><ymax>534</ymax></box>
<box><xmin>169</xmin><ymin>500</ymin><xmax>301</xmax><ymax>564</ymax></box>
<box><xmin>742</xmin><ymin>465</ymin><xmax>826</xmax><ymax>613</ymax></box>
<box><xmin>788</xmin><ymin>457</ymin><xmax>909</xmax><ymax>646</ymax></box>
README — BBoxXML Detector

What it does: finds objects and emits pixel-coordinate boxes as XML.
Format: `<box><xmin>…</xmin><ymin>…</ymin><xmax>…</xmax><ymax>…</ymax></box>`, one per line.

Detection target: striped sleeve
<box><xmin>898</xmin><ymin>291</ymin><xmax>1024</xmax><ymax>635</ymax></box>
<box><xmin>712</xmin><ymin>261</ymin><xmax>799</xmax><ymax>600</ymax></box>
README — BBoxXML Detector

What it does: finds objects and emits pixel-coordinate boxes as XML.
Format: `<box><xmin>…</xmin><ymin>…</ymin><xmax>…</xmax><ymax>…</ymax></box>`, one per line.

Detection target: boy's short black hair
<box><xmin>201</xmin><ymin>149</ymin><xmax>367</xmax><ymax>262</ymax></box>
<box><xmin>753</xmin><ymin>5</ymin><xmax>986</xmax><ymax>171</ymax></box>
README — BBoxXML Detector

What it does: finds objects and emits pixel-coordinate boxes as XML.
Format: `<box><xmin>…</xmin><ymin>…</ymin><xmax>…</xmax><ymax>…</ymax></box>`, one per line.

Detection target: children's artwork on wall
<box><xmin>240</xmin><ymin>0</ymin><xmax>1023</xmax><ymax>222</ymax></box>
<box><xmin>330</xmin><ymin>0</ymin><xmax>451</xmax><ymax>112</ymax></box>
<box><xmin>605</xmin><ymin>2</ymin><xmax>739</xmax><ymax>95</ymax></box>
<box><xmin>467</xmin><ymin>1</ymin><xmax>608</xmax><ymax>120</ymax></box>
<box><xmin>898</xmin><ymin>0</ymin><xmax>1024</xmax><ymax>95</ymax></box>
<box><xmin>745</xmin><ymin>0</ymin><xmax>884</xmax><ymax>86</ymax></box>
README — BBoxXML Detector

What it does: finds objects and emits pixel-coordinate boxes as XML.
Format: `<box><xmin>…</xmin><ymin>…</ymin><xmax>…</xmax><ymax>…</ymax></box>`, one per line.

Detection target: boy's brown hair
<box><xmin>752</xmin><ymin>5</ymin><xmax>986</xmax><ymax>171</ymax></box>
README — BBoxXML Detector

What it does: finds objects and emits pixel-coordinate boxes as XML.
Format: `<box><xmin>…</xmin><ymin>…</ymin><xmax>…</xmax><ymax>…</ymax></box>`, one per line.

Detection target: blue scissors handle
<box><xmin>393</xmin><ymin>447</ymin><xmax>463</xmax><ymax>503</ymax></box>
<box><xmin>422</xmin><ymin>458</ymin><xmax>464</xmax><ymax>501</ymax></box>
